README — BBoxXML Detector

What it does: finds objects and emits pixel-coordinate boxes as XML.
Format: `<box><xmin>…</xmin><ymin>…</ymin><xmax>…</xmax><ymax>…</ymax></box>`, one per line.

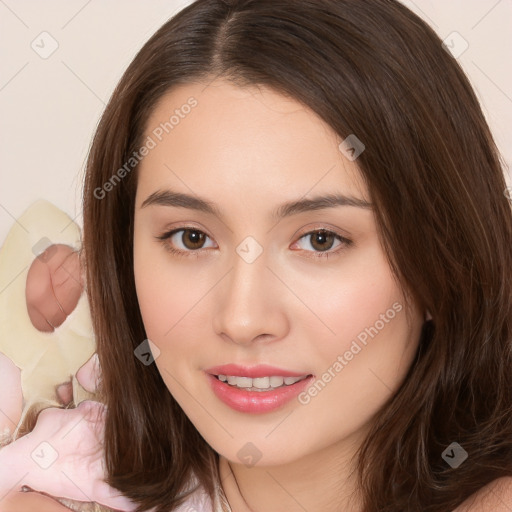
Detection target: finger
<box><xmin>77</xmin><ymin>400</ymin><xmax>107</xmax><ymax>430</ymax></box>
<box><xmin>76</xmin><ymin>353</ymin><xmax>101</xmax><ymax>393</ymax></box>
<box><xmin>25</xmin><ymin>257</ymin><xmax>67</xmax><ymax>332</ymax></box>
<box><xmin>51</xmin><ymin>250</ymin><xmax>84</xmax><ymax>316</ymax></box>
<box><xmin>55</xmin><ymin>380</ymin><xmax>73</xmax><ymax>406</ymax></box>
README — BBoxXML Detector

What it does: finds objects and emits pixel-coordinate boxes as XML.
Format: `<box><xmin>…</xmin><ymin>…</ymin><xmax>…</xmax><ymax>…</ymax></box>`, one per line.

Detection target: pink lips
<box><xmin>204</xmin><ymin>364</ymin><xmax>314</xmax><ymax>414</ymax></box>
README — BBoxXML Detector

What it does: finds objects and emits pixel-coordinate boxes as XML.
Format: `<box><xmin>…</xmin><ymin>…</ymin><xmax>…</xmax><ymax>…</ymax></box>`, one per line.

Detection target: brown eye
<box><xmin>308</xmin><ymin>230</ymin><xmax>336</xmax><ymax>251</ymax></box>
<box><xmin>180</xmin><ymin>229</ymin><xmax>207</xmax><ymax>250</ymax></box>
<box><xmin>156</xmin><ymin>227</ymin><xmax>216</xmax><ymax>257</ymax></box>
<box><xmin>293</xmin><ymin>228</ymin><xmax>352</xmax><ymax>260</ymax></box>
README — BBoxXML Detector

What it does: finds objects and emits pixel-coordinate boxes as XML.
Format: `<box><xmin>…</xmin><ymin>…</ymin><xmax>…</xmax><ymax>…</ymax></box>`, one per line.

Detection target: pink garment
<box><xmin>0</xmin><ymin>350</ymin><xmax>216</xmax><ymax>511</ymax></box>
<box><xmin>0</xmin><ymin>400</ymin><xmax>138</xmax><ymax>511</ymax></box>
<box><xmin>0</xmin><ymin>398</ymin><xmax>215</xmax><ymax>511</ymax></box>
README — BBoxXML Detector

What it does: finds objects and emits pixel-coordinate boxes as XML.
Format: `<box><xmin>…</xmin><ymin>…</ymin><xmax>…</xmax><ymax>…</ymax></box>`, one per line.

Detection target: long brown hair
<box><xmin>82</xmin><ymin>1</ymin><xmax>512</xmax><ymax>510</ymax></box>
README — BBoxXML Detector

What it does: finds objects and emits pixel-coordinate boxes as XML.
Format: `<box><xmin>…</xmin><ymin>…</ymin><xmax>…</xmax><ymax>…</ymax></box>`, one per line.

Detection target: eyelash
<box><xmin>156</xmin><ymin>225</ymin><xmax>352</xmax><ymax>260</ymax></box>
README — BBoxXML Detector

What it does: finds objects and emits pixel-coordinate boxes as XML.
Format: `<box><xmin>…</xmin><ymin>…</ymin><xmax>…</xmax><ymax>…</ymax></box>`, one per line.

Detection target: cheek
<box><xmin>294</xmin><ymin>257</ymin><xmax>419</xmax><ymax>438</ymax></box>
<box><xmin>134</xmin><ymin>231</ymin><xmax>183</xmax><ymax>333</ymax></box>
<box><xmin>289</xmin><ymin>241</ymin><xmax>404</xmax><ymax>358</ymax></box>
<box><xmin>302</xmin><ymin>253</ymin><xmax>420</xmax><ymax>420</ymax></box>
<box><xmin>133</xmin><ymin>252</ymin><xmax>199</xmax><ymax>397</ymax></box>
<box><xmin>133</xmin><ymin>231</ymin><xmax>213</xmax><ymax>362</ymax></box>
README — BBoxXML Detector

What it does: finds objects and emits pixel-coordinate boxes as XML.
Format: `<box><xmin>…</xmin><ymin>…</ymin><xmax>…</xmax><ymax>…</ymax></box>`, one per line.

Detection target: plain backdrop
<box><xmin>1</xmin><ymin>0</ymin><xmax>511</xmax><ymax>244</ymax></box>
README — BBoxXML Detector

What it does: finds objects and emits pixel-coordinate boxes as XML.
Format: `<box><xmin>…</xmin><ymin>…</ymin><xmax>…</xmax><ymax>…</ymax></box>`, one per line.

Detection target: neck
<box><xmin>218</xmin><ymin>434</ymin><xmax>366</xmax><ymax>512</ymax></box>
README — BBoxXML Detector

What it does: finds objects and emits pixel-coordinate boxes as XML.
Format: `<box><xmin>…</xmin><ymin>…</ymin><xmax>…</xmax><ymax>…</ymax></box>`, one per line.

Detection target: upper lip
<box><xmin>204</xmin><ymin>364</ymin><xmax>312</xmax><ymax>378</ymax></box>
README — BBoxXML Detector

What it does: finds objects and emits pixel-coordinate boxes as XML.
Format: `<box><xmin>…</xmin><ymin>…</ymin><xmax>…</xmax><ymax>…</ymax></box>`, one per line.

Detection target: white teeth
<box><xmin>217</xmin><ymin>374</ymin><xmax>307</xmax><ymax>390</ymax></box>
<box><xmin>234</xmin><ymin>376</ymin><xmax>252</xmax><ymax>388</ymax></box>
<box><xmin>269</xmin><ymin>376</ymin><xmax>284</xmax><ymax>387</ymax></box>
<box><xmin>284</xmin><ymin>376</ymin><xmax>303</xmax><ymax>385</ymax></box>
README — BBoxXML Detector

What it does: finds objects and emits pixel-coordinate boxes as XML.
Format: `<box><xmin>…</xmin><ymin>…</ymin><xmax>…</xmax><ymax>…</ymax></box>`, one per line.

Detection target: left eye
<box><xmin>293</xmin><ymin>229</ymin><xmax>348</xmax><ymax>253</ymax></box>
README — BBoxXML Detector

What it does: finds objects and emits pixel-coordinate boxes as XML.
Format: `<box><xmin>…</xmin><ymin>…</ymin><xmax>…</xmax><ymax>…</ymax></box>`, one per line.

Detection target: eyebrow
<box><xmin>140</xmin><ymin>188</ymin><xmax>372</xmax><ymax>220</ymax></box>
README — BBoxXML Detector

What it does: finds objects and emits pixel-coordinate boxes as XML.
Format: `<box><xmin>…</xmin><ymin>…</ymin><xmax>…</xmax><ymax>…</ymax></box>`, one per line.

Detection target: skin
<box><xmin>25</xmin><ymin>244</ymin><xmax>84</xmax><ymax>334</ymax></box>
<box><xmin>0</xmin><ymin>490</ymin><xmax>72</xmax><ymax>512</ymax></box>
<box><xmin>133</xmin><ymin>77</ymin><xmax>425</xmax><ymax>512</ymax></box>
<box><xmin>460</xmin><ymin>478</ymin><xmax>512</xmax><ymax>511</ymax></box>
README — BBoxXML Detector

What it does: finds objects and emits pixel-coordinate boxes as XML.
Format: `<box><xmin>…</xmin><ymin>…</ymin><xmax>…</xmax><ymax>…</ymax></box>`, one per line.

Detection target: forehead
<box><xmin>137</xmin><ymin>78</ymin><xmax>369</xmax><ymax>206</ymax></box>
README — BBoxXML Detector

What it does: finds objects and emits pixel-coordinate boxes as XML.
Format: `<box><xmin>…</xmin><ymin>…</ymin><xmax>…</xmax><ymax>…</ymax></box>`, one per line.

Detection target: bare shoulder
<box><xmin>0</xmin><ymin>491</ymin><xmax>72</xmax><ymax>512</ymax></box>
<box><xmin>454</xmin><ymin>477</ymin><xmax>512</xmax><ymax>512</ymax></box>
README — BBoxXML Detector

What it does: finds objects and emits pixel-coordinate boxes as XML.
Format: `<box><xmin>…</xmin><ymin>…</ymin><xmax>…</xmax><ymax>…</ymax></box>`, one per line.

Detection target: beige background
<box><xmin>1</xmin><ymin>0</ymin><xmax>511</xmax><ymax>244</ymax></box>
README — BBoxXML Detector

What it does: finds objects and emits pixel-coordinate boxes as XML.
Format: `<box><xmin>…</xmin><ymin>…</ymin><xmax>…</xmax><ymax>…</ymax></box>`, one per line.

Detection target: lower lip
<box><xmin>205</xmin><ymin>373</ymin><xmax>315</xmax><ymax>413</ymax></box>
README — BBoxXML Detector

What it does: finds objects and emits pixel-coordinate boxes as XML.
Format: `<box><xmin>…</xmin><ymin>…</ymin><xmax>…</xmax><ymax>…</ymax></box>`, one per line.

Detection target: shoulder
<box><xmin>454</xmin><ymin>477</ymin><xmax>512</xmax><ymax>512</ymax></box>
<box><xmin>0</xmin><ymin>491</ymin><xmax>71</xmax><ymax>512</ymax></box>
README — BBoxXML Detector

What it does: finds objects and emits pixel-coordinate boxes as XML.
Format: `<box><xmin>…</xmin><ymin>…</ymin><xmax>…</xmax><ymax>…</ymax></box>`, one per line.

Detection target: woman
<box><xmin>3</xmin><ymin>0</ymin><xmax>512</xmax><ymax>510</ymax></box>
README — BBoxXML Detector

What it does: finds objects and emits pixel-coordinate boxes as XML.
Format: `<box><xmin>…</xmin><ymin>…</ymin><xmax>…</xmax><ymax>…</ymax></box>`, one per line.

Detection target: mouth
<box><xmin>205</xmin><ymin>366</ymin><xmax>315</xmax><ymax>413</ymax></box>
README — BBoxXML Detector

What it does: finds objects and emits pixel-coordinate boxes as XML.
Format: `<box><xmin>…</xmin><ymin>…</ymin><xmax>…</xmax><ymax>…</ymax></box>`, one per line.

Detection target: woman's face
<box><xmin>133</xmin><ymin>78</ymin><xmax>424</xmax><ymax>467</ymax></box>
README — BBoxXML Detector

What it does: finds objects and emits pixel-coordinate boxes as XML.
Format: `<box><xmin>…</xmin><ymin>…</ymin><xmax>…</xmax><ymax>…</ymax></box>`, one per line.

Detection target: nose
<box><xmin>212</xmin><ymin>245</ymin><xmax>289</xmax><ymax>346</ymax></box>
